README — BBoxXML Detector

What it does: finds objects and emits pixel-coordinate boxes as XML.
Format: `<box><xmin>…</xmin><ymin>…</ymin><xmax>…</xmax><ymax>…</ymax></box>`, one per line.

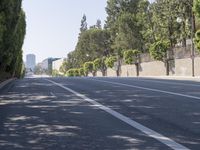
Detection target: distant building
<box><xmin>40</xmin><ymin>57</ymin><xmax>60</xmax><ymax>75</ymax></box>
<box><xmin>52</xmin><ymin>58</ymin><xmax>65</xmax><ymax>72</ymax></box>
<box><xmin>26</xmin><ymin>54</ymin><xmax>36</xmax><ymax>71</ymax></box>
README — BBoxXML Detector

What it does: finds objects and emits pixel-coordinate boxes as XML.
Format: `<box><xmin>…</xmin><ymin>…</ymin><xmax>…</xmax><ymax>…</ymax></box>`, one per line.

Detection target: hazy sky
<box><xmin>22</xmin><ymin>0</ymin><xmax>154</xmax><ymax>63</ymax></box>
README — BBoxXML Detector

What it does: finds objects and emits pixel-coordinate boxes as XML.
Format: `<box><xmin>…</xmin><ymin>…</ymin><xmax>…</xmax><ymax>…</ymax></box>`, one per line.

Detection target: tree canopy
<box><xmin>0</xmin><ymin>0</ymin><xmax>26</xmax><ymax>79</ymax></box>
<box><xmin>61</xmin><ymin>0</ymin><xmax>199</xmax><ymax>76</ymax></box>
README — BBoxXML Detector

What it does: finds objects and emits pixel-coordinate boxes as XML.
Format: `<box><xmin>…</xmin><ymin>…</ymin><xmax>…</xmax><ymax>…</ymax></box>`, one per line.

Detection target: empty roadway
<box><xmin>0</xmin><ymin>77</ymin><xmax>200</xmax><ymax>149</ymax></box>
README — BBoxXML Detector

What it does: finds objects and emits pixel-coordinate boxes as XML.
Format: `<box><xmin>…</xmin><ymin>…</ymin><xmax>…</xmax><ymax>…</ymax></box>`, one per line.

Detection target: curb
<box><xmin>0</xmin><ymin>78</ymin><xmax>17</xmax><ymax>90</ymax></box>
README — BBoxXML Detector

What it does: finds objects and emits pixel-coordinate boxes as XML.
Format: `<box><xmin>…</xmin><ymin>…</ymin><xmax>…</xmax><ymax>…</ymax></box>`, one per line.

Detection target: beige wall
<box><xmin>175</xmin><ymin>57</ymin><xmax>200</xmax><ymax>76</ymax></box>
<box><xmin>121</xmin><ymin>65</ymin><xmax>137</xmax><ymax>77</ymax></box>
<box><xmin>107</xmin><ymin>68</ymin><xmax>117</xmax><ymax>77</ymax></box>
<box><xmin>96</xmin><ymin>71</ymin><xmax>103</xmax><ymax>77</ymax></box>
<box><xmin>195</xmin><ymin>57</ymin><xmax>200</xmax><ymax>76</ymax></box>
<box><xmin>91</xmin><ymin>57</ymin><xmax>200</xmax><ymax>77</ymax></box>
<box><xmin>139</xmin><ymin>61</ymin><xmax>166</xmax><ymax>76</ymax></box>
<box><xmin>175</xmin><ymin>58</ymin><xmax>192</xmax><ymax>76</ymax></box>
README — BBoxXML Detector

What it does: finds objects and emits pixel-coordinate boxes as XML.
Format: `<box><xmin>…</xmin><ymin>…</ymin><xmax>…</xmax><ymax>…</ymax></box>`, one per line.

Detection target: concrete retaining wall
<box><xmin>121</xmin><ymin>65</ymin><xmax>137</xmax><ymax>77</ymax></box>
<box><xmin>92</xmin><ymin>56</ymin><xmax>200</xmax><ymax>77</ymax></box>
<box><xmin>175</xmin><ymin>58</ymin><xmax>192</xmax><ymax>76</ymax></box>
<box><xmin>107</xmin><ymin>68</ymin><xmax>117</xmax><ymax>77</ymax></box>
<box><xmin>194</xmin><ymin>57</ymin><xmax>200</xmax><ymax>76</ymax></box>
<box><xmin>175</xmin><ymin>57</ymin><xmax>200</xmax><ymax>76</ymax></box>
<box><xmin>139</xmin><ymin>61</ymin><xmax>166</xmax><ymax>76</ymax></box>
<box><xmin>96</xmin><ymin>71</ymin><xmax>103</xmax><ymax>77</ymax></box>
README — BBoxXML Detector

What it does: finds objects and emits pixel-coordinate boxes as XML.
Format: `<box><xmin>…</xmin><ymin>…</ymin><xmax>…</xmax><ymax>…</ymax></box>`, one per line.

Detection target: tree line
<box><xmin>0</xmin><ymin>0</ymin><xmax>26</xmax><ymax>80</ymax></box>
<box><xmin>58</xmin><ymin>0</ymin><xmax>200</xmax><ymax>77</ymax></box>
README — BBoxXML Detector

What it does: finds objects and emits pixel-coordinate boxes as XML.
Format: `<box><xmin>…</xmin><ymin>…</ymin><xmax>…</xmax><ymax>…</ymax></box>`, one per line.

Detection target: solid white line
<box><xmin>90</xmin><ymin>78</ymin><xmax>200</xmax><ymax>100</ymax></box>
<box><xmin>132</xmin><ymin>78</ymin><xmax>200</xmax><ymax>87</ymax></box>
<box><xmin>46</xmin><ymin>79</ymin><xmax>190</xmax><ymax>150</ymax></box>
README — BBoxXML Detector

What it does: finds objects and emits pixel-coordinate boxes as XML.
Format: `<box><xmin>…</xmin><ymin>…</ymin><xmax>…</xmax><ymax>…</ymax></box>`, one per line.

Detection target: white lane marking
<box><xmin>46</xmin><ymin>79</ymin><xmax>190</xmax><ymax>150</ymax></box>
<box><xmin>129</xmin><ymin>78</ymin><xmax>200</xmax><ymax>87</ymax></box>
<box><xmin>50</xmin><ymin>92</ymin><xmax>56</xmax><ymax>97</ymax></box>
<box><xmin>90</xmin><ymin>78</ymin><xmax>200</xmax><ymax>100</ymax></box>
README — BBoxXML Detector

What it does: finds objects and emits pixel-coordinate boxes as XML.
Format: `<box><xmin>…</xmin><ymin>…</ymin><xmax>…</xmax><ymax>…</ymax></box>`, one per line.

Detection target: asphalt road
<box><xmin>0</xmin><ymin>77</ymin><xmax>200</xmax><ymax>150</ymax></box>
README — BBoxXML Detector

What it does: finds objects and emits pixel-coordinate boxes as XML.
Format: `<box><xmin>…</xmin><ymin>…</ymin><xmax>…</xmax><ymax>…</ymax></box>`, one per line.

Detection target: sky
<box><xmin>22</xmin><ymin>0</ymin><xmax>154</xmax><ymax>63</ymax></box>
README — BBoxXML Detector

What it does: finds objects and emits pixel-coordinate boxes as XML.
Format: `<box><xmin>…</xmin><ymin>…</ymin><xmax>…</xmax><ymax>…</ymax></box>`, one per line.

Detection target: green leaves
<box><xmin>93</xmin><ymin>58</ymin><xmax>102</xmax><ymax>71</ymax></box>
<box><xmin>195</xmin><ymin>30</ymin><xmax>200</xmax><ymax>51</ymax></box>
<box><xmin>0</xmin><ymin>0</ymin><xmax>26</xmax><ymax>78</ymax></box>
<box><xmin>194</xmin><ymin>0</ymin><xmax>200</xmax><ymax>18</ymax></box>
<box><xmin>194</xmin><ymin>0</ymin><xmax>200</xmax><ymax>52</ymax></box>
<box><xmin>73</xmin><ymin>28</ymin><xmax>111</xmax><ymax>68</ymax></box>
<box><xmin>105</xmin><ymin>56</ymin><xmax>117</xmax><ymax>68</ymax></box>
<box><xmin>149</xmin><ymin>40</ymin><xmax>170</xmax><ymax>62</ymax></box>
<box><xmin>67</xmin><ymin>68</ymin><xmax>80</xmax><ymax>77</ymax></box>
<box><xmin>123</xmin><ymin>49</ymin><xmax>140</xmax><ymax>65</ymax></box>
<box><xmin>84</xmin><ymin>61</ymin><xmax>94</xmax><ymax>75</ymax></box>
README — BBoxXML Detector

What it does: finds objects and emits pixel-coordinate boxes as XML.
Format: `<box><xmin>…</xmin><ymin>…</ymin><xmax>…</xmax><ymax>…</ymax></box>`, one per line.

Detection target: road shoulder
<box><xmin>0</xmin><ymin>78</ymin><xmax>17</xmax><ymax>91</ymax></box>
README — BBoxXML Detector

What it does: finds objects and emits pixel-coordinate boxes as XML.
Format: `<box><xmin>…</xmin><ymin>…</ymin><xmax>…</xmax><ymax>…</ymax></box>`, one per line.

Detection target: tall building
<box><xmin>40</xmin><ymin>57</ymin><xmax>60</xmax><ymax>75</ymax></box>
<box><xmin>26</xmin><ymin>54</ymin><xmax>36</xmax><ymax>71</ymax></box>
<box><xmin>52</xmin><ymin>58</ymin><xmax>65</xmax><ymax>72</ymax></box>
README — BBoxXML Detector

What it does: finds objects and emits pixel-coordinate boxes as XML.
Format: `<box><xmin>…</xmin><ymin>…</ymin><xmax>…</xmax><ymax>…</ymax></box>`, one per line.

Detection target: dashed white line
<box><xmin>46</xmin><ymin>79</ymin><xmax>190</xmax><ymax>150</ymax></box>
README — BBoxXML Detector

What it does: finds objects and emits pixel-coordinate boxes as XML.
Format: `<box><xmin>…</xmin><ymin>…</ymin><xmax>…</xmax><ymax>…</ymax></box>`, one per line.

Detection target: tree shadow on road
<box><xmin>0</xmin><ymin>78</ymin><xmax>171</xmax><ymax>150</ymax></box>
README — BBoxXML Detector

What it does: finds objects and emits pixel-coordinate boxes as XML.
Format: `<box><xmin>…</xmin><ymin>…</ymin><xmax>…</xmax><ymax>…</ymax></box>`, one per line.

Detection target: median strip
<box><xmin>46</xmin><ymin>79</ymin><xmax>190</xmax><ymax>150</ymax></box>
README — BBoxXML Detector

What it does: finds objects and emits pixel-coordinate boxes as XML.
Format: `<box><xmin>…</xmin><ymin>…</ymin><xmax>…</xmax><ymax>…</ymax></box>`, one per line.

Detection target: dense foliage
<box><xmin>105</xmin><ymin>56</ymin><xmax>117</xmax><ymax>68</ymax></box>
<box><xmin>83</xmin><ymin>61</ymin><xmax>94</xmax><ymax>76</ymax></box>
<box><xmin>0</xmin><ymin>0</ymin><xmax>26</xmax><ymax>79</ymax></box>
<box><xmin>123</xmin><ymin>50</ymin><xmax>140</xmax><ymax>64</ymax></box>
<box><xmin>149</xmin><ymin>40</ymin><xmax>170</xmax><ymax>61</ymax></box>
<box><xmin>61</xmin><ymin>0</ymin><xmax>198</xmax><ymax>77</ymax></box>
<box><xmin>194</xmin><ymin>0</ymin><xmax>200</xmax><ymax>51</ymax></box>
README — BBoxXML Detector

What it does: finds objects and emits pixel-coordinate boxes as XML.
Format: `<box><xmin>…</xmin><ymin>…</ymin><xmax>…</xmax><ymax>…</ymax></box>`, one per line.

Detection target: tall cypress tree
<box><xmin>0</xmin><ymin>0</ymin><xmax>26</xmax><ymax>78</ymax></box>
<box><xmin>80</xmin><ymin>14</ymin><xmax>87</xmax><ymax>32</ymax></box>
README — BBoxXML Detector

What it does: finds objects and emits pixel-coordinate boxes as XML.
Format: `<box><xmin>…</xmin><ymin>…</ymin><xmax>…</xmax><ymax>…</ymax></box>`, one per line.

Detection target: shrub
<box><xmin>149</xmin><ymin>40</ymin><xmax>170</xmax><ymax>62</ymax></box>
<box><xmin>79</xmin><ymin>68</ymin><xmax>85</xmax><ymax>76</ymax></box>
<box><xmin>105</xmin><ymin>56</ymin><xmax>117</xmax><ymax>68</ymax></box>
<box><xmin>195</xmin><ymin>30</ymin><xmax>200</xmax><ymax>52</ymax></box>
<box><xmin>67</xmin><ymin>68</ymin><xmax>80</xmax><ymax>77</ymax></box>
<box><xmin>93</xmin><ymin>58</ymin><xmax>101</xmax><ymax>71</ymax></box>
<box><xmin>123</xmin><ymin>49</ymin><xmax>140</xmax><ymax>64</ymax></box>
<box><xmin>84</xmin><ymin>61</ymin><xmax>94</xmax><ymax>75</ymax></box>
<box><xmin>52</xmin><ymin>69</ymin><xmax>60</xmax><ymax>77</ymax></box>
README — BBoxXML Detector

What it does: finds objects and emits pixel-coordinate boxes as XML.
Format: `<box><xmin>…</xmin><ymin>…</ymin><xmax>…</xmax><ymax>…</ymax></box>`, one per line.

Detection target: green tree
<box><xmin>105</xmin><ymin>56</ymin><xmax>117</xmax><ymax>68</ymax></box>
<box><xmin>74</xmin><ymin>28</ymin><xmax>111</xmax><ymax>67</ymax></box>
<box><xmin>123</xmin><ymin>50</ymin><xmax>140</xmax><ymax>65</ymax></box>
<box><xmin>80</xmin><ymin>14</ymin><xmax>87</xmax><ymax>32</ymax></box>
<box><xmin>79</xmin><ymin>68</ymin><xmax>85</xmax><ymax>76</ymax></box>
<box><xmin>84</xmin><ymin>61</ymin><xmax>94</xmax><ymax>76</ymax></box>
<box><xmin>194</xmin><ymin>0</ymin><xmax>200</xmax><ymax>18</ymax></box>
<box><xmin>149</xmin><ymin>40</ymin><xmax>170</xmax><ymax>62</ymax></box>
<box><xmin>96</xmin><ymin>19</ymin><xmax>102</xmax><ymax>29</ymax></box>
<box><xmin>67</xmin><ymin>68</ymin><xmax>80</xmax><ymax>77</ymax></box>
<box><xmin>194</xmin><ymin>0</ymin><xmax>200</xmax><ymax>52</ymax></box>
<box><xmin>0</xmin><ymin>0</ymin><xmax>26</xmax><ymax>79</ymax></box>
